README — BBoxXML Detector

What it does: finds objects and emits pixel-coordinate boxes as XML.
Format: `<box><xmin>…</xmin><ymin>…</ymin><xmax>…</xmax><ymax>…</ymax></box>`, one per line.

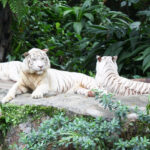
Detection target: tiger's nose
<box><xmin>38</xmin><ymin>65</ymin><xmax>43</xmax><ymax>69</ymax></box>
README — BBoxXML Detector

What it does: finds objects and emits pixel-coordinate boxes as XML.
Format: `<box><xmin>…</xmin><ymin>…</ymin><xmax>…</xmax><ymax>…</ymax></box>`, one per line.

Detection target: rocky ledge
<box><xmin>0</xmin><ymin>80</ymin><xmax>148</xmax><ymax>118</ymax></box>
<box><xmin>0</xmin><ymin>80</ymin><xmax>149</xmax><ymax>149</ymax></box>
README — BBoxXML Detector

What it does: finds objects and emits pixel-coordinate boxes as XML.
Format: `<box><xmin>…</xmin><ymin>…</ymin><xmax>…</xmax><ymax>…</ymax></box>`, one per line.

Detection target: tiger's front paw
<box><xmin>1</xmin><ymin>95</ymin><xmax>14</xmax><ymax>104</ymax></box>
<box><xmin>31</xmin><ymin>90</ymin><xmax>44</xmax><ymax>99</ymax></box>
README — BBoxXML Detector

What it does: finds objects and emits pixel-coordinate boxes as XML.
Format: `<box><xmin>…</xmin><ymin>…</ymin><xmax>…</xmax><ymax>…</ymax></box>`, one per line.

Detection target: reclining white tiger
<box><xmin>1</xmin><ymin>48</ymin><xmax>106</xmax><ymax>103</ymax></box>
<box><xmin>0</xmin><ymin>61</ymin><xmax>22</xmax><ymax>82</ymax></box>
<box><xmin>95</xmin><ymin>56</ymin><xmax>150</xmax><ymax>96</ymax></box>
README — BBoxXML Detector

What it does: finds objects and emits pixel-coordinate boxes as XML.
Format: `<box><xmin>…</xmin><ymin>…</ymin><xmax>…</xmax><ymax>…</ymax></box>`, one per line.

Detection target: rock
<box><xmin>0</xmin><ymin>80</ymin><xmax>149</xmax><ymax>118</ymax></box>
<box><xmin>0</xmin><ymin>80</ymin><xmax>149</xmax><ymax>149</ymax></box>
<box><xmin>3</xmin><ymin>116</ymin><xmax>51</xmax><ymax>149</ymax></box>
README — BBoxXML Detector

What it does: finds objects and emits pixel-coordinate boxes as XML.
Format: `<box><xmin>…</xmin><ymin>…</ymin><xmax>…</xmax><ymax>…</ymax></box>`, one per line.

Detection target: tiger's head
<box><xmin>96</xmin><ymin>56</ymin><xmax>118</xmax><ymax>74</ymax></box>
<box><xmin>95</xmin><ymin>56</ymin><xmax>118</xmax><ymax>85</ymax></box>
<box><xmin>23</xmin><ymin>48</ymin><xmax>50</xmax><ymax>75</ymax></box>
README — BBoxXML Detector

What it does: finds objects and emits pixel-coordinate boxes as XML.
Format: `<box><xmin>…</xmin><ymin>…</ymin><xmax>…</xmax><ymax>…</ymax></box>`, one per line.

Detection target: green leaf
<box><xmin>121</xmin><ymin>1</ymin><xmax>127</xmax><ymax>7</ymax></box>
<box><xmin>104</xmin><ymin>41</ymin><xmax>127</xmax><ymax>56</ymax></box>
<box><xmin>113</xmin><ymin>18</ymin><xmax>130</xmax><ymax>27</ymax></box>
<box><xmin>64</xmin><ymin>22</ymin><xmax>73</xmax><ymax>29</ymax></box>
<box><xmin>73</xmin><ymin>22</ymin><xmax>83</xmax><ymax>34</ymax></box>
<box><xmin>143</xmin><ymin>61</ymin><xmax>150</xmax><ymax>72</ymax></box>
<box><xmin>138</xmin><ymin>10</ymin><xmax>150</xmax><ymax>17</ymax></box>
<box><xmin>1</xmin><ymin>0</ymin><xmax>8</xmax><ymax>8</ymax></box>
<box><xmin>142</xmin><ymin>47</ymin><xmax>150</xmax><ymax>58</ymax></box>
<box><xmin>84</xmin><ymin>13</ymin><xmax>94</xmax><ymax>22</ymax></box>
<box><xmin>83</xmin><ymin>0</ymin><xmax>92</xmax><ymax>8</ymax></box>
<box><xmin>90</xmin><ymin>25</ymin><xmax>108</xmax><ymax>30</ymax></box>
<box><xmin>56</xmin><ymin>22</ymin><xmax>60</xmax><ymax>29</ymax></box>
<box><xmin>143</xmin><ymin>55</ymin><xmax>150</xmax><ymax>72</ymax></box>
<box><xmin>73</xmin><ymin>7</ymin><xmax>81</xmax><ymax>21</ymax></box>
<box><xmin>130</xmin><ymin>22</ymin><xmax>141</xmax><ymax>30</ymax></box>
<box><xmin>120</xmin><ymin>44</ymin><xmax>148</xmax><ymax>62</ymax></box>
<box><xmin>63</xmin><ymin>9</ymin><xmax>72</xmax><ymax>16</ymax></box>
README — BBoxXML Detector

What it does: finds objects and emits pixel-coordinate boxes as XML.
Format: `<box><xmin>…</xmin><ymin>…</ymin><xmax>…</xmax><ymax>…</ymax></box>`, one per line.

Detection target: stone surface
<box><xmin>0</xmin><ymin>80</ymin><xmax>149</xmax><ymax>118</ymax></box>
<box><xmin>0</xmin><ymin>80</ymin><xmax>149</xmax><ymax>149</ymax></box>
<box><xmin>3</xmin><ymin>116</ymin><xmax>51</xmax><ymax>149</ymax></box>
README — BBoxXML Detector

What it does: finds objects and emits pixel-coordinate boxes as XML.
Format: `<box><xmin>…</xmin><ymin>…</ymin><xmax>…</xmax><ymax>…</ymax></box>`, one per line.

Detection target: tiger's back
<box><xmin>106</xmin><ymin>74</ymin><xmax>150</xmax><ymax>96</ymax></box>
<box><xmin>95</xmin><ymin>56</ymin><xmax>150</xmax><ymax>96</ymax></box>
<box><xmin>47</xmin><ymin>68</ymin><xmax>99</xmax><ymax>94</ymax></box>
<box><xmin>0</xmin><ymin>61</ymin><xmax>22</xmax><ymax>81</ymax></box>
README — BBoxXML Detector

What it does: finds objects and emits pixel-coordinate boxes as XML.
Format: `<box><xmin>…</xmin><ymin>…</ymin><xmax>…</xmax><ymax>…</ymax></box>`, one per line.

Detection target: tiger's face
<box><xmin>95</xmin><ymin>56</ymin><xmax>118</xmax><ymax>82</ymax></box>
<box><xmin>23</xmin><ymin>48</ymin><xmax>50</xmax><ymax>74</ymax></box>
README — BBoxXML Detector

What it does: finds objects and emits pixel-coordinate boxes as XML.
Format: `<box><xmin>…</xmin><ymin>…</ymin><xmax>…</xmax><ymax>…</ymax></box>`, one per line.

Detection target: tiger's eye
<box><xmin>32</xmin><ymin>58</ymin><xmax>36</xmax><ymax>61</ymax></box>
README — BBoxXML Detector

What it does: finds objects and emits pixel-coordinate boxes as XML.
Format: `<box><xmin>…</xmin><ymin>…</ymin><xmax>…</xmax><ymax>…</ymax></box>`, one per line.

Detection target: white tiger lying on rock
<box><xmin>95</xmin><ymin>56</ymin><xmax>150</xmax><ymax>96</ymax></box>
<box><xmin>0</xmin><ymin>61</ymin><xmax>22</xmax><ymax>81</ymax></box>
<box><xmin>1</xmin><ymin>48</ymin><xmax>106</xmax><ymax>103</ymax></box>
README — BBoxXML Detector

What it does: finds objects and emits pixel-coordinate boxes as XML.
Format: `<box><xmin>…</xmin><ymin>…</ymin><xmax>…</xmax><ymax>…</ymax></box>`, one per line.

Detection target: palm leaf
<box><xmin>73</xmin><ymin>22</ymin><xmax>83</xmax><ymax>34</ymax></box>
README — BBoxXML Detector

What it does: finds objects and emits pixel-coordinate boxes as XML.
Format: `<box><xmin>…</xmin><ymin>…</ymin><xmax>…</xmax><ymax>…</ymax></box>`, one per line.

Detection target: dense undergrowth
<box><xmin>0</xmin><ymin>93</ymin><xmax>149</xmax><ymax>150</ymax></box>
<box><xmin>0</xmin><ymin>104</ymin><xmax>65</xmax><ymax>139</ymax></box>
<box><xmin>16</xmin><ymin>93</ymin><xmax>150</xmax><ymax>149</ymax></box>
<box><xmin>1</xmin><ymin>0</ymin><xmax>149</xmax><ymax>77</ymax></box>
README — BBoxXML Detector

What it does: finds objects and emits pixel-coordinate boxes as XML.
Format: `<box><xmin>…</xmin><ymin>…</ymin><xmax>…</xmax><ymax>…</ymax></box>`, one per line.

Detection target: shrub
<box><xmin>15</xmin><ymin>93</ymin><xmax>150</xmax><ymax>150</ymax></box>
<box><xmin>7</xmin><ymin>0</ymin><xmax>132</xmax><ymax>73</ymax></box>
<box><xmin>5</xmin><ymin>0</ymin><xmax>150</xmax><ymax>76</ymax></box>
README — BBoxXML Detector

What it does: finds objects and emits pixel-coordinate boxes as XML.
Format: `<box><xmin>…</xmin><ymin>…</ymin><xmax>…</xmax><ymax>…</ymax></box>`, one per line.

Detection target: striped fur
<box><xmin>2</xmin><ymin>48</ymin><xmax>106</xmax><ymax>103</ymax></box>
<box><xmin>132</xmin><ymin>78</ymin><xmax>150</xmax><ymax>83</ymax></box>
<box><xmin>95</xmin><ymin>56</ymin><xmax>150</xmax><ymax>96</ymax></box>
<box><xmin>0</xmin><ymin>61</ymin><xmax>22</xmax><ymax>81</ymax></box>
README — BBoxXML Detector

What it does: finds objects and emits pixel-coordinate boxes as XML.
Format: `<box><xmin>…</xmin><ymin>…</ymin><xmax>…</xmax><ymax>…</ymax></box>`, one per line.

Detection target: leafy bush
<box><xmin>0</xmin><ymin>104</ymin><xmax>64</xmax><ymax>138</ymax></box>
<box><xmin>3</xmin><ymin>0</ymin><xmax>150</xmax><ymax>76</ymax></box>
<box><xmin>7</xmin><ymin>0</ymin><xmax>131</xmax><ymax>72</ymax></box>
<box><xmin>14</xmin><ymin>93</ymin><xmax>150</xmax><ymax>150</ymax></box>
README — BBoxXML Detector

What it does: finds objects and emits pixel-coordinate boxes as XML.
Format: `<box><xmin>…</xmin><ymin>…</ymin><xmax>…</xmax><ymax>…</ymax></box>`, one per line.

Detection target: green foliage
<box><xmin>119</xmin><ymin>0</ymin><xmax>140</xmax><ymax>7</ymax></box>
<box><xmin>4</xmin><ymin>0</ymin><xmax>150</xmax><ymax>76</ymax></box>
<box><xmin>14</xmin><ymin>93</ymin><xmax>150</xmax><ymax>150</ymax></box>
<box><xmin>0</xmin><ymin>116</ymin><xmax>7</xmax><ymax>137</ymax></box>
<box><xmin>0</xmin><ymin>104</ymin><xmax>64</xmax><ymax>137</ymax></box>
<box><xmin>8</xmin><ymin>0</ymin><xmax>131</xmax><ymax>72</ymax></box>
<box><xmin>58</xmin><ymin>0</ymin><xmax>97</xmax><ymax>35</ymax></box>
<box><xmin>0</xmin><ymin>0</ymin><xmax>28</xmax><ymax>22</ymax></box>
<box><xmin>146</xmin><ymin>95</ymin><xmax>150</xmax><ymax>114</ymax></box>
<box><xmin>115</xmin><ymin>136</ymin><xmax>150</xmax><ymax>150</ymax></box>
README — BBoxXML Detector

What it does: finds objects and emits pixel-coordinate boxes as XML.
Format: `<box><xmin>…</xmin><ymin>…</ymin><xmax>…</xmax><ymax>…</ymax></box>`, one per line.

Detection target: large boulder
<box><xmin>0</xmin><ymin>80</ymin><xmax>148</xmax><ymax>118</ymax></box>
<box><xmin>0</xmin><ymin>80</ymin><xmax>149</xmax><ymax>149</ymax></box>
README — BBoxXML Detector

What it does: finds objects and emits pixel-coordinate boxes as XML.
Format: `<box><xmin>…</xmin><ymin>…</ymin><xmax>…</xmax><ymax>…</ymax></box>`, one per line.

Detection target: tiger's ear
<box><xmin>96</xmin><ymin>55</ymin><xmax>101</xmax><ymax>62</ymax></box>
<box><xmin>23</xmin><ymin>52</ymin><xmax>29</xmax><ymax>57</ymax></box>
<box><xmin>41</xmin><ymin>49</ymin><xmax>49</xmax><ymax>53</ymax></box>
<box><xmin>112</xmin><ymin>56</ymin><xmax>118</xmax><ymax>62</ymax></box>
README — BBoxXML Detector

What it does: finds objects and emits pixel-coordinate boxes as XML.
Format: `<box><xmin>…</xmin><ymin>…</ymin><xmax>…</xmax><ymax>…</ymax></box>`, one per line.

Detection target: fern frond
<box><xmin>0</xmin><ymin>0</ymin><xmax>8</xmax><ymax>7</ymax></box>
<box><xmin>9</xmin><ymin>0</ymin><xmax>28</xmax><ymax>22</ymax></box>
<box><xmin>0</xmin><ymin>0</ymin><xmax>28</xmax><ymax>22</ymax></box>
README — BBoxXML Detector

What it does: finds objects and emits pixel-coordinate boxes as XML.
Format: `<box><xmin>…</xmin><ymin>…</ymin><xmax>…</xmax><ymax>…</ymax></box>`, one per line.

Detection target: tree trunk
<box><xmin>0</xmin><ymin>3</ymin><xmax>12</xmax><ymax>62</ymax></box>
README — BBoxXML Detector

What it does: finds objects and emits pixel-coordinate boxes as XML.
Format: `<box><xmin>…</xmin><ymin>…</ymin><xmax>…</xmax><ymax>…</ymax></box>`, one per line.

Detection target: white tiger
<box><xmin>1</xmin><ymin>48</ymin><xmax>106</xmax><ymax>103</ymax></box>
<box><xmin>95</xmin><ymin>56</ymin><xmax>150</xmax><ymax>96</ymax></box>
<box><xmin>0</xmin><ymin>61</ymin><xmax>22</xmax><ymax>81</ymax></box>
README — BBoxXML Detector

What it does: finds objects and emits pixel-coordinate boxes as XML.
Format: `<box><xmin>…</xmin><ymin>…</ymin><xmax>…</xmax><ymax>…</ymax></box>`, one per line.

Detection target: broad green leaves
<box><xmin>60</xmin><ymin>1</ymin><xmax>97</xmax><ymax>35</ymax></box>
<box><xmin>138</xmin><ymin>47</ymin><xmax>150</xmax><ymax>72</ymax></box>
<box><xmin>6</xmin><ymin>0</ymin><xmax>150</xmax><ymax>76</ymax></box>
<box><xmin>73</xmin><ymin>22</ymin><xmax>83</xmax><ymax>34</ymax></box>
